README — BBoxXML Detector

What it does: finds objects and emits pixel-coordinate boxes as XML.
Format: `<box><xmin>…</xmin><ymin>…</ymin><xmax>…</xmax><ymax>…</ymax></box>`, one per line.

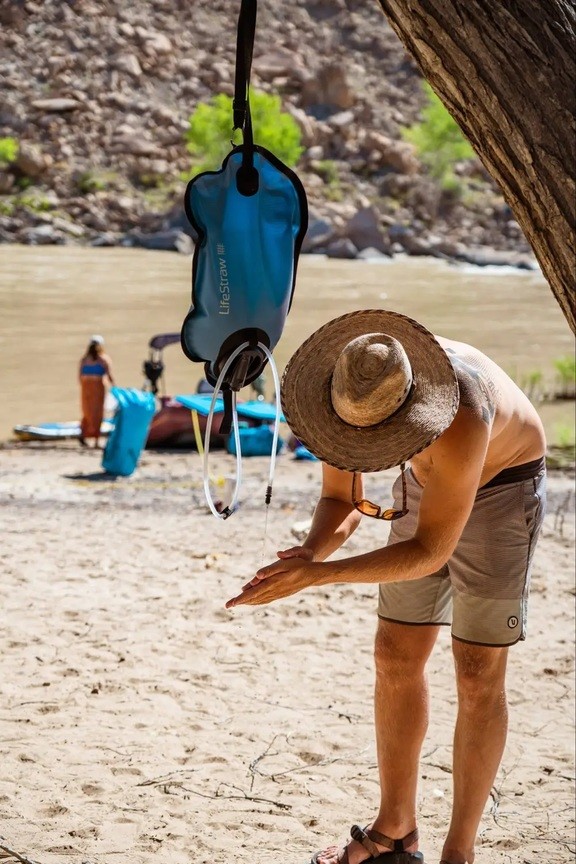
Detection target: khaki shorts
<box><xmin>378</xmin><ymin>465</ymin><xmax>547</xmax><ymax>646</ymax></box>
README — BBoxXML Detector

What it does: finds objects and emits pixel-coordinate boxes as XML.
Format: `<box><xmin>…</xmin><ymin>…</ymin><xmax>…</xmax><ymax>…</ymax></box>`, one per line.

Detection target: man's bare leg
<box><xmin>314</xmin><ymin>620</ymin><xmax>439</xmax><ymax>864</ymax></box>
<box><xmin>440</xmin><ymin>642</ymin><xmax>509</xmax><ymax>864</ymax></box>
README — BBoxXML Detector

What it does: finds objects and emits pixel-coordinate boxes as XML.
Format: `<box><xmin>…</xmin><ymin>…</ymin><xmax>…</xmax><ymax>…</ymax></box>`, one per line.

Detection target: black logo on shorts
<box><xmin>508</xmin><ymin>616</ymin><xmax>519</xmax><ymax>629</ymax></box>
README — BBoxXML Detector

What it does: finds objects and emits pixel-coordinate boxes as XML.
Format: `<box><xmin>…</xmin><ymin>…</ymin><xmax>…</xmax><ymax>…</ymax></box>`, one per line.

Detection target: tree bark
<box><xmin>377</xmin><ymin>0</ymin><xmax>576</xmax><ymax>333</ymax></box>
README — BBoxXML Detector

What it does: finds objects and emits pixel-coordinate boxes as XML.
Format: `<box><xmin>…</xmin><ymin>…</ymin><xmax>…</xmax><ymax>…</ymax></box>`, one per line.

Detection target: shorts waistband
<box><xmin>481</xmin><ymin>456</ymin><xmax>546</xmax><ymax>490</ymax></box>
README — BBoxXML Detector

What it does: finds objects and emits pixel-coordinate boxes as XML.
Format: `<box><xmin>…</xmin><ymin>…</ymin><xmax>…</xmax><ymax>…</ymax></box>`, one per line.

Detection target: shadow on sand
<box><xmin>63</xmin><ymin>471</ymin><xmax>119</xmax><ymax>483</ymax></box>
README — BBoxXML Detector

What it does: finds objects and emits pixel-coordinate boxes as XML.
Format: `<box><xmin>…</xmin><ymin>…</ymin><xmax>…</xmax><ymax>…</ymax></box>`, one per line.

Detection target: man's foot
<box><xmin>78</xmin><ymin>436</ymin><xmax>87</xmax><ymax>447</ymax></box>
<box><xmin>313</xmin><ymin>825</ymin><xmax>421</xmax><ymax>864</ymax></box>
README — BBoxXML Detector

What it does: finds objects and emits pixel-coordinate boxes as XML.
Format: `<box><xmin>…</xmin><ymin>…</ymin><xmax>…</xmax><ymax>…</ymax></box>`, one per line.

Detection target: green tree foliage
<box><xmin>184</xmin><ymin>92</ymin><xmax>303</xmax><ymax>175</ymax></box>
<box><xmin>402</xmin><ymin>82</ymin><xmax>475</xmax><ymax>190</ymax></box>
<box><xmin>0</xmin><ymin>137</ymin><xmax>19</xmax><ymax>166</ymax></box>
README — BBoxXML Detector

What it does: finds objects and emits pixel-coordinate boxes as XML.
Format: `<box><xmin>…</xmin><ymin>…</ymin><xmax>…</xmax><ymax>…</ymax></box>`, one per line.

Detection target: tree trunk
<box><xmin>377</xmin><ymin>0</ymin><xmax>576</xmax><ymax>333</ymax></box>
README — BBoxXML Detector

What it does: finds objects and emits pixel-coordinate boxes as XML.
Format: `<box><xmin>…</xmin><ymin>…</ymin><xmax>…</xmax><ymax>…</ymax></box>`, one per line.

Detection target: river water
<box><xmin>0</xmin><ymin>244</ymin><xmax>573</xmax><ymax>443</ymax></box>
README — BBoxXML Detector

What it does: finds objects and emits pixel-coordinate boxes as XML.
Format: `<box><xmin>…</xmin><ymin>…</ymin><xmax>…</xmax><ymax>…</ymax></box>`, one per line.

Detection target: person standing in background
<box><xmin>78</xmin><ymin>335</ymin><xmax>114</xmax><ymax>448</ymax></box>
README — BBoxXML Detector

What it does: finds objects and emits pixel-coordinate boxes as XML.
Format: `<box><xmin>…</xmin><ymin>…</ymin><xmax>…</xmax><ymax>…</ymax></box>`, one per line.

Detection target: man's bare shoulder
<box><xmin>435</xmin><ymin>338</ymin><xmax>496</xmax><ymax>427</ymax></box>
<box><xmin>429</xmin><ymin>400</ymin><xmax>490</xmax><ymax>458</ymax></box>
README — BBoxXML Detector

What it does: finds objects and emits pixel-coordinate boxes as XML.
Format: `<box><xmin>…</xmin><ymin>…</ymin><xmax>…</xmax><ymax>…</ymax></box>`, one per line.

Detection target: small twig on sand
<box><xmin>489</xmin><ymin>785</ymin><xmax>501</xmax><ymax>821</ymax></box>
<box><xmin>0</xmin><ymin>838</ymin><xmax>43</xmax><ymax>864</ymax></box>
<box><xmin>163</xmin><ymin>780</ymin><xmax>292</xmax><ymax>811</ymax></box>
<box><xmin>248</xmin><ymin>734</ymin><xmax>370</xmax><ymax>784</ymax></box>
<box><xmin>136</xmin><ymin>769</ymin><xmax>196</xmax><ymax>787</ymax></box>
<box><xmin>248</xmin><ymin>733</ymin><xmax>288</xmax><ymax>785</ymax></box>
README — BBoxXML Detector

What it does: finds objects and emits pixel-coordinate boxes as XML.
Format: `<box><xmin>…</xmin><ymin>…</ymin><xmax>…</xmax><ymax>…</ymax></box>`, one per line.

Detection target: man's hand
<box><xmin>226</xmin><ymin>546</ymin><xmax>316</xmax><ymax>608</ymax></box>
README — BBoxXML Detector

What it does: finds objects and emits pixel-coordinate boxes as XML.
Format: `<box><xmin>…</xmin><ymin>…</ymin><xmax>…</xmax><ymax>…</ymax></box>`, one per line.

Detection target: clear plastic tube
<box><xmin>201</xmin><ymin>341</ymin><xmax>282</xmax><ymax>519</ymax></box>
<box><xmin>202</xmin><ymin>342</ymin><xmax>248</xmax><ymax>519</ymax></box>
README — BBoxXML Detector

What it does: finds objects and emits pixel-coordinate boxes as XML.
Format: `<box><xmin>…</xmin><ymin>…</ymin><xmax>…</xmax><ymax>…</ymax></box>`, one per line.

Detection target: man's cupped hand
<box><xmin>226</xmin><ymin>546</ymin><xmax>317</xmax><ymax>608</ymax></box>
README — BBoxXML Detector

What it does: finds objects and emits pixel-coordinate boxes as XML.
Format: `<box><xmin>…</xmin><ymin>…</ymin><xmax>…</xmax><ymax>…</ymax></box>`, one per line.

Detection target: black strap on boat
<box><xmin>233</xmin><ymin>0</ymin><xmax>259</xmax><ymax>195</ymax></box>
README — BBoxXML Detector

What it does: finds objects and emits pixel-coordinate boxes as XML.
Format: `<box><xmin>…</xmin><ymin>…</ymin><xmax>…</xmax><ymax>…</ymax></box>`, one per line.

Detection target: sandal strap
<box><xmin>351</xmin><ymin>824</ymin><xmax>419</xmax><ymax>855</ymax></box>
<box><xmin>371</xmin><ymin>826</ymin><xmax>419</xmax><ymax>853</ymax></box>
<box><xmin>350</xmin><ymin>825</ymin><xmax>383</xmax><ymax>857</ymax></box>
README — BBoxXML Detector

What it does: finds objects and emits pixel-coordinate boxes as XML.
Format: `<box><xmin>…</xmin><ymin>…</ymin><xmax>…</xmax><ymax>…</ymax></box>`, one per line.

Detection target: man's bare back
<box><xmin>410</xmin><ymin>336</ymin><xmax>546</xmax><ymax>489</ymax></box>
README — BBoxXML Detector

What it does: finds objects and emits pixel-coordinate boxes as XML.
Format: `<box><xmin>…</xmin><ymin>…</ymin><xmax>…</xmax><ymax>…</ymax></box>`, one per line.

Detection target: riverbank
<box><xmin>0</xmin><ymin>444</ymin><xmax>574</xmax><ymax>864</ymax></box>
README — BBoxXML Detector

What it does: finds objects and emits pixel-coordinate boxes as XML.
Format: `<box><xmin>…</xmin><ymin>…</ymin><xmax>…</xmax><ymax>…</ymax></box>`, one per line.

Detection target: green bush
<box><xmin>518</xmin><ymin>368</ymin><xmax>544</xmax><ymax>403</ymax></box>
<box><xmin>184</xmin><ymin>91</ymin><xmax>304</xmax><ymax>176</ymax></box>
<box><xmin>553</xmin><ymin>355</ymin><xmax>576</xmax><ymax>398</ymax></box>
<box><xmin>402</xmin><ymin>82</ymin><xmax>475</xmax><ymax>190</ymax></box>
<box><xmin>0</xmin><ymin>198</ymin><xmax>15</xmax><ymax>216</ymax></box>
<box><xmin>0</xmin><ymin>137</ymin><xmax>19</xmax><ymax>166</ymax></box>
<box><xmin>552</xmin><ymin>422</ymin><xmax>575</xmax><ymax>450</ymax></box>
<box><xmin>77</xmin><ymin>171</ymin><xmax>108</xmax><ymax>194</ymax></box>
<box><xmin>19</xmin><ymin>192</ymin><xmax>54</xmax><ymax>213</ymax></box>
<box><xmin>314</xmin><ymin>159</ymin><xmax>343</xmax><ymax>201</ymax></box>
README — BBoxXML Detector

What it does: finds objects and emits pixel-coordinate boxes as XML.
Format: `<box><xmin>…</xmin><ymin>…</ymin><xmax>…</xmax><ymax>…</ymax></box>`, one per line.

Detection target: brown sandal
<box><xmin>310</xmin><ymin>824</ymin><xmax>424</xmax><ymax>863</ymax></box>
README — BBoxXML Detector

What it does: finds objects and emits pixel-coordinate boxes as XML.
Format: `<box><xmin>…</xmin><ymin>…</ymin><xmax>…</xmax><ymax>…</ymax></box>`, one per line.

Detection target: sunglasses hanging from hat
<box><xmin>352</xmin><ymin>465</ymin><xmax>409</xmax><ymax>521</ymax></box>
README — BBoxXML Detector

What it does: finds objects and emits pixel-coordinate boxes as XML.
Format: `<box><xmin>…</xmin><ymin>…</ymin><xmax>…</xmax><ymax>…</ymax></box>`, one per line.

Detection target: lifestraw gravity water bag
<box><xmin>180</xmin><ymin>0</ymin><xmax>308</xmax><ymax>519</ymax></box>
<box><xmin>181</xmin><ymin>146</ymin><xmax>307</xmax><ymax>387</ymax></box>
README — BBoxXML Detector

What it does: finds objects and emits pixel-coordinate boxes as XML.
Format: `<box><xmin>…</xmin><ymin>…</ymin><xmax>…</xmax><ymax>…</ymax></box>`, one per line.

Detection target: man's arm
<box><xmin>323</xmin><ymin>408</ymin><xmax>490</xmax><ymax>586</ymax></box>
<box><xmin>226</xmin><ymin>407</ymin><xmax>489</xmax><ymax>607</ymax></box>
<box><xmin>301</xmin><ymin>464</ymin><xmax>362</xmax><ymax>561</ymax></box>
<box><xmin>235</xmin><ymin>465</ymin><xmax>361</xmax><ymax>595</ymax></box>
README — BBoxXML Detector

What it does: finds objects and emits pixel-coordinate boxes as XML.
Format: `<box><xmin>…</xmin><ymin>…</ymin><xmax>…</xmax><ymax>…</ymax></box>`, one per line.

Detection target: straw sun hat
<box><xmin>280</xmin><ymin>309</ymin><xmax>460</xmax><ymax>473</ymax></box>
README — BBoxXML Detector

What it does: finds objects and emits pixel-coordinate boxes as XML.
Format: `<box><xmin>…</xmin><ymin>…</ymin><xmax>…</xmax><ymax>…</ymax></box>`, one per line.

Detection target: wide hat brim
<box><xmin>280</xmin><ymin>309</ymin><xmax>460</xmax><ymax>473</ymax></box>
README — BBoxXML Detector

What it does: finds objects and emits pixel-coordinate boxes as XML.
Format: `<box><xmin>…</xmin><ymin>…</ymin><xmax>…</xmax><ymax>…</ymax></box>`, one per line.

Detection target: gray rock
<box><xmin>342</xmin><ymin>206</ymin><xmax>391</xmax><ymax>255</ymax></box>
<box><xmin>14</xmin><ymin>143</ymin><xmax>53</xmax><ymax>178</ymax></box>
<box><xmin>20</xmin><ymin>224</ymin><xmax>66</xmax><ymax>245</ymax></box>
<box><xmin>90</xmin><ymin>232</ymin><xmax>121</xmax><ymax>247</ymax></box>
<box><xmin>121</xmin><ymin>228</ymin><xmax>189</xmax><ymax>252</ymax></box>
<box><xmin>0</xmin><ymin>171</ymin><xmax>15</xmax><ymax>193</ymax></box>
<box><xmin>301</xmin><ymin>63</ymin><xmax>355</xmax><ymax>113</ymax></box>
<box><xmin>114</xmin><ymin>54</ymin><xmax>143</xmax><ymax>77</ymax></box>
<box><xmin>31</xmin><ymin>98</ymin><xmax>82</xmax><ymax>112</ymax></box>
<box><xmin>357</xmin><ymin>247</ymin><xmax>390</xmax><ymax>260</ymax></box>
<box><xmin>325</xmin><ymin>237</ymin><xmax>358</xmax><ymax>259</ymax></box>
<box><xmin>454</xmin><ymin>246</ymin><xmax>539</xmax><ymax>270</ymax></box>
<box><xmin>301</xmin><ymin>217</ymin><xmax>335</xmax><ymax>253</ymax></box>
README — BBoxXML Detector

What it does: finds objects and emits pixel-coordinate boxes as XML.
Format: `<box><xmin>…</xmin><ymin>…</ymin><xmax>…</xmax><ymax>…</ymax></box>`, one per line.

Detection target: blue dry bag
<box><xmin>102</xmin><ymin>387</ymin><xmax>156</xmax><ymax>478</ymax></box>
<box><xmin>180</xmin><ymin>0</ymin><xmax>308</xmax><ymax>518</ymax></box>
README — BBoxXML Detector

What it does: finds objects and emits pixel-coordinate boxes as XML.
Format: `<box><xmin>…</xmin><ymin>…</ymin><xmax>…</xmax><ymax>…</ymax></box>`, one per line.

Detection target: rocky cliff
<box><xmin>0</xmin><ymin>0</ymin><xmax>535</xmax><ymax>266</ymax></box>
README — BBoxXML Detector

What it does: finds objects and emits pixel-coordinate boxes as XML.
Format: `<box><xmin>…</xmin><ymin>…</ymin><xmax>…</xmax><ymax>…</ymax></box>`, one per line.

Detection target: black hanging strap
<box><xmin>233</xmin><ymin>0</ymin><xmax>257</xmax><ymax>134</ymax></box>
<box><xmin>233</xmin><ymin>0</ymin><xmax>259</xmax><ymax>195</ymax></box>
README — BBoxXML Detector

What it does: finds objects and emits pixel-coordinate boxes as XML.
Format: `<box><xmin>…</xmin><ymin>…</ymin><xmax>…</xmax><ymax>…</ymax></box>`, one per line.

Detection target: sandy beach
<box><xmin>0</xmin><ymin>442</ymin><xmax>574</xmax><ymax>864</ymax></box>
